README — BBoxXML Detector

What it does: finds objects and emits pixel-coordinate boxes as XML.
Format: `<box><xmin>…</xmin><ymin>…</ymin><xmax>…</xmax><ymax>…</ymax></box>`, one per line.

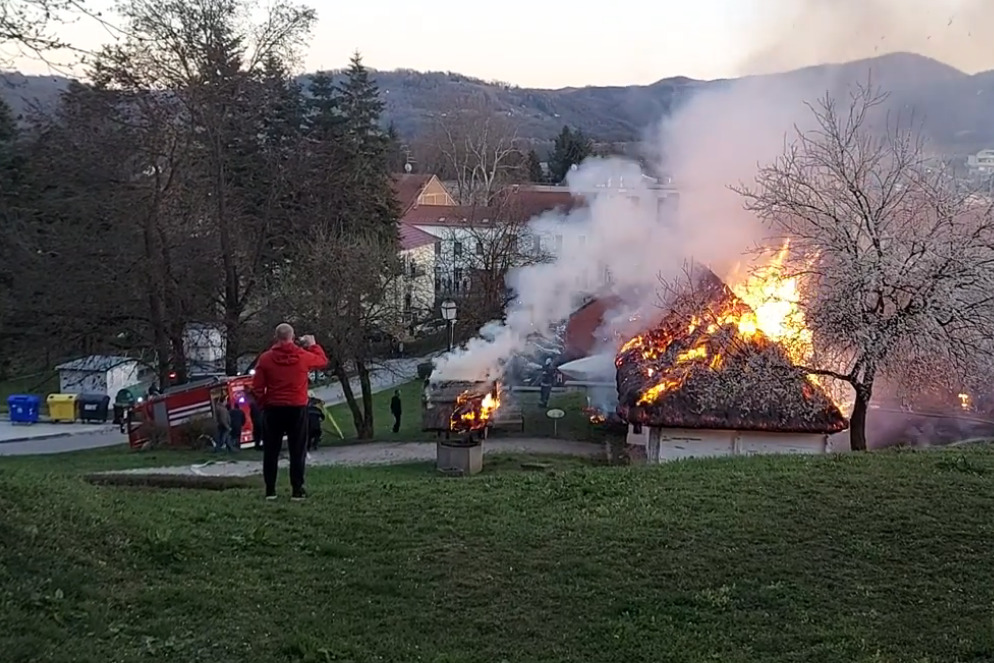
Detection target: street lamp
<box><xmin>441</xmin><ymin>299</ymin><xmax>457</xmax><ymax>352</ymax></box>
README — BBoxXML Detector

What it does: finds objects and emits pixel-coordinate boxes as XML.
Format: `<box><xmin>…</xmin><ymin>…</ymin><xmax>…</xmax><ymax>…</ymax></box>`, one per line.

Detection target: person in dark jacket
<box><xmin>306</xmin><ymin>396</ymin><xmax>325</xmax><ymax>451</ymax></box>
<box><xmin>390</xmin><ymin>389</ymin><xmax>403</xmax><ymax>433</ymax></box>
<box><xmin>212</xmin><ymin>396</ymin><xmax>233</xmax><ymax>451</ymax></box>
<box><xmin>228</xmin><ymin>399</ymin><xmax>246</xmax><ymax>450</ymax></box>
<box><xmin>251</xmin><ymin>323</ymin><xmax>329</xmax><ymax>501</ymax></box>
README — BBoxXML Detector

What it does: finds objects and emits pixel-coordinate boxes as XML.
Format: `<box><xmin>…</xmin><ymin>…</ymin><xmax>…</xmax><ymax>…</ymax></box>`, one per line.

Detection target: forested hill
<box><xmin>3</xmin><ymin>52</ymin><xmax>993</xmax><ymax>149</ymax></box>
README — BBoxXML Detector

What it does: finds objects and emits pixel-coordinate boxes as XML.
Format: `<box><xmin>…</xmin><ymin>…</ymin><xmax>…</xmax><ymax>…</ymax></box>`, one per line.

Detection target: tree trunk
<box><xmin>848</xmin><ymin>378</ymin><xmax>875</xmax><ymax>452</ymax></box>
<box><xmin>333</xmin><ymin>360</ymin><xmax>366</xmax><ymax>438</ymax></box>
<box><xmin>356</xmin><ymin>358</ymin><xmax>374</xmax><ymax>439</ymax></box>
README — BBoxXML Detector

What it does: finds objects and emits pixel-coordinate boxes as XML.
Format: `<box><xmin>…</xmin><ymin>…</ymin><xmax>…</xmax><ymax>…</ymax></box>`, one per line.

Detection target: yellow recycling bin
<box><xmin>47</xmin><ymin>393</ymin><xmax>78</xmax><ymax>423</ymax></box>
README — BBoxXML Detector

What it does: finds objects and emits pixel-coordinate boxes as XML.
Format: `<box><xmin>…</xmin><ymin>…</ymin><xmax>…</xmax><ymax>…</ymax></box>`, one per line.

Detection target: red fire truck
<box><xmin>127</xmin><ymin>375</ymin><xmax>256</xmax><ymax>449</ymax></box>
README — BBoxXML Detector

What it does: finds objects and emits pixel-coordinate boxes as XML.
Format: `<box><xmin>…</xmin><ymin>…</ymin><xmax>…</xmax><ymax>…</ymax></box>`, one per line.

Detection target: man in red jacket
<box><xmin>252</xmin><ymin>323</ymin><xmax>329</xmax><ymax>501</ymax></box>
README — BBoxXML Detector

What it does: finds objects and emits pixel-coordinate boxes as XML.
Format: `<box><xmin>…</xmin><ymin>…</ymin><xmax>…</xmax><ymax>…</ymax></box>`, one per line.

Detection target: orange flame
<box><xmin>451</xmin><ymin>386</ymin><xmax>501</xmax><ymax>431</ymax></box>
<box><xmin>958</xmin><ymin>393</ymin><xmax>972</xmax><ymax>411</ymax></box>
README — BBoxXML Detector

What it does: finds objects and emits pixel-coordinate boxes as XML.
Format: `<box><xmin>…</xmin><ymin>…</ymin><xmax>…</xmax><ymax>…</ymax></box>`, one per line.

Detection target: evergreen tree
<box><xmin>333</xmin><ymin>51</ymin><xmax>398</xmax><ymax>243</ymax></box>
<box><xmin>525</xmin><ymin>149</ymin><xmax>544</xmax><ymax>183</ymax></box>
<box><xmin>548</xmin><ymin>125</ymin><xmax>593</xmax><ymax>183</ymax></box>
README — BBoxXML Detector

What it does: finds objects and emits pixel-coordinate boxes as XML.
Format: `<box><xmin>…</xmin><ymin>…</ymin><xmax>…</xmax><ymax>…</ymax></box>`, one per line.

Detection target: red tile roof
<box><xmin>391</xmin><ymin>174</ymin><xmax>434</xmax><ymax>214</ymax></box>
<box><xmin>402</xmin><ymin>204</ymin><xmax>498</xmax><ymax>227</ymax></box>
<box><xmin>398</xmin><ymin>223</ymin><xmax>439</xmax><ymax>250</ymax></box>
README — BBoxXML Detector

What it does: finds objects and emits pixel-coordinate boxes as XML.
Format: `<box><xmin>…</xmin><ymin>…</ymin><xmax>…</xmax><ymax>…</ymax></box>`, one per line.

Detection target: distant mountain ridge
<box><xmin>3</xmin><ymin>52</ymin><xmax>993</xmax><ymax>151</ymax></box>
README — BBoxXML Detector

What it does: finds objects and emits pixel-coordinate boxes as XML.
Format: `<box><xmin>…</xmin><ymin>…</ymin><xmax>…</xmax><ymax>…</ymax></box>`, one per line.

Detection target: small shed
<box><xmin>55</xmin><ymin>355</ymin><xmax>142</xmax><ymax>397</ymax></box>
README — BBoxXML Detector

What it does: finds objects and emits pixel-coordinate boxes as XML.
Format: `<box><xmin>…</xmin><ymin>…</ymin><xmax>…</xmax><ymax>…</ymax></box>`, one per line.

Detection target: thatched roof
<box><xmin>615</xmin><ymin>268</ymin><xmax>848</xmax><ymax>435</ymax></box>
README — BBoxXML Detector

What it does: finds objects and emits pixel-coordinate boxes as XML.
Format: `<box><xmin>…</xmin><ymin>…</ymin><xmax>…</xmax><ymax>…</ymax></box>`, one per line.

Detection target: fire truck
<box><xmin>126</xmin><ymin>375</ymin><xmax>256</xmax><ymax>449</ymax></box>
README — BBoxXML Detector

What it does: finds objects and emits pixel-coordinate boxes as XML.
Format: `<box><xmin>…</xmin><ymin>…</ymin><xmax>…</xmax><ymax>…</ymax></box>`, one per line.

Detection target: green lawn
<box><xmin>324</xmin><ymin>381</ymin><xmax>616</xmax><ymax>443</ymax></box>
<box><xmin>4</xmin><ymin>444</ymin><xmax>994</xmax><ymax>662</ymax></box>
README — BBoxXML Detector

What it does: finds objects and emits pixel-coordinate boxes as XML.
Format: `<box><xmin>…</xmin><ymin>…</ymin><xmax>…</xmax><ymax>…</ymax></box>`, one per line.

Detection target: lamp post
<box><xmin>441</xmin><ymin>299</ymin><xmax>457</xmax><ymax>352</ymax></box>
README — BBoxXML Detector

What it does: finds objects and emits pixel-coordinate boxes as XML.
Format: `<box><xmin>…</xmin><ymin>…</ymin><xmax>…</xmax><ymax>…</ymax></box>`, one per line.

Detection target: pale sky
<box><xmin>8</xmin><ymin>0</ymin><xmax>994</xmax><ymax>88</ymax></box>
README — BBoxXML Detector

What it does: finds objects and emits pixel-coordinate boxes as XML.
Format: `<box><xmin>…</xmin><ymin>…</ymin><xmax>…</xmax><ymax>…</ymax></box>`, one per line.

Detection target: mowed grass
<box><xmin>324</xmin><ymin>381</ymin><xmax>614</xmax><ymax>443</ymax></box>
<box><xmin>5</xmin><ymin>445</ymin><xmax>994</xmax><ymax>662</ymax></box>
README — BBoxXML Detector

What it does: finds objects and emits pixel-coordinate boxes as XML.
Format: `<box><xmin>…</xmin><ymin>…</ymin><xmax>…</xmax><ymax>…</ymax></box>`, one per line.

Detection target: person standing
<box><xmin>306</xmin><ymin>395</ymin><xmax>325</xmax><ymax>451</ymax></box>
<box><xmin>251</xmin><ymin>323</ymin><xmax>328</xmax><ymax>501</ymax></box>
<box><xmin>390</xmin><ymin>389</ymin><xmax>403</xmax><ymax>433</ymax></box>
<box><xmin>212</xmin><ymin>396</ymin><xmax>233</xmax><ymax>452</ymax></box>
<box><xmin>227</xmin><ymin>398</ymin><xmax>246</xmax><ymax>450</ymax></box>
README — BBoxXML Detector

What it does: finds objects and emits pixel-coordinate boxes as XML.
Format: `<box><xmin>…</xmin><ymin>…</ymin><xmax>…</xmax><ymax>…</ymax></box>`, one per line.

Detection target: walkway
<box><xmin>109</xmin><ymin>438</ymin><xmax>604</xmax><ymax>477</ymax></box>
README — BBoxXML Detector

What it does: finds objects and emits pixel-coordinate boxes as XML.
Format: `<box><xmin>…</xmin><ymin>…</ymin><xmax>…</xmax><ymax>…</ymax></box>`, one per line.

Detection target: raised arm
<box><xmin>303</xmin><ymin>343</ymin><xmax>329</xmax><ymax>370</ymax></box>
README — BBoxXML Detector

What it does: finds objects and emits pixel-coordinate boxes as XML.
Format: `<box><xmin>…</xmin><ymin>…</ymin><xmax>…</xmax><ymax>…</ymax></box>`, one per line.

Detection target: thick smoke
<box><xmin>431</xmin><ymin>3</ymin><xmax>991</xmax><ymax>384</ymax></box>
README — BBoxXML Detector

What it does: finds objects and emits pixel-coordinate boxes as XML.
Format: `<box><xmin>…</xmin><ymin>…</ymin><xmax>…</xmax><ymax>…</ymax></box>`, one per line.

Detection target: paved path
<box><xmin>108</xmin><ymin>438</ymin><xmax>603</xmax><ymax>477</ymax></box>
<box><xmin>310</xmin><ymin>356</ymin><xmax>429</xmax><ymax>405</ymax></box>
<box><xmin>0</xmin><ymin>428</ymin><xmax>126</xmax><ymax>456</ymax></box>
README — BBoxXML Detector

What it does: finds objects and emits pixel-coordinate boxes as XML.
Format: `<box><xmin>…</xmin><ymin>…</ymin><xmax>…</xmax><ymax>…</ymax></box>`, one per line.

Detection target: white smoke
<box><xmin>430</xmin><ymin>4</ymin><xmax>991</xmax><ymax>384</ymax></box>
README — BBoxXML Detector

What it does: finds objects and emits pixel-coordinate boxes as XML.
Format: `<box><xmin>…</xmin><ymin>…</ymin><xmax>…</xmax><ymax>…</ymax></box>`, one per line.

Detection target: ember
<box><xmin>616</xmin><ymin>266</ymin><xmax>848</xmax><ymax>434</ymax></box>
<box><xmin>450</xmin><ymin>385</ymin><xmax>501</xmax><ymax>432</ymax></box>
<box><xmin>959</xmin><ymin>393</ymin><xmax>972</xmax><ymax>411</ymax></box>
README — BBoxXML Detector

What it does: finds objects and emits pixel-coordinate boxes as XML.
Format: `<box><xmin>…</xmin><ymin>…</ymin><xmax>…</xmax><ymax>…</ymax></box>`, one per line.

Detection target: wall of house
<box><xmin>388</xmin><ymin>244</ymin><xmax>436</xmax><ymax>331</ymax></box>
<box><xmin>417</xmin><ymin>177</ymin><xmax>456</xmax><ymax>206</ymax></box>
<box><xmin>58</xmin><ymin>369</ymin><xmax>107</xmax><ymax>395</ymax></box>
<box><xmin>107</xmin><ymin>362</ymin><xmax>142</xmax><ymax>397</ymax></box>
<box><xmin>626</xmin><ymin>425</ymin><xmax>835</xmax><ymax>462</ymax></box>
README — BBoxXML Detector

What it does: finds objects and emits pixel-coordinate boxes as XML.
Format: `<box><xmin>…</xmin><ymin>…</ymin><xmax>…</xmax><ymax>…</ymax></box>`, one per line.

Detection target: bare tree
<box><xmin>273</xmin><ymin>230</ymin><xmax>402</xmax><ymax>439</ymax></box>
<box><xmin>97</xmin><ymin>0</ymin><xmax>316</xmax><ymax>374</ymax></box>
<box><xmin>0</xmin><ymin>0</ymin><xmax>92</xmax><ymax>65</ymax></box>
<box><xmin>734</xmin><ymin>81</ymin><xmax>994</xmax><ymax>451</ymax></box>
<box><xmin>428</xmin><ymin>95</ymin><xmax>523</xmax><ymax>205</ymax></box>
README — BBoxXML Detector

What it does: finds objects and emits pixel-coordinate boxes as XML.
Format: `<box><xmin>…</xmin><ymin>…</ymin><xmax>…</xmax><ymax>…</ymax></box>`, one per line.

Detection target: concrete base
<box><xmin>436</xmin><ymin>440</ymin><xmax>483</xmax><ymax>476</ymax></box>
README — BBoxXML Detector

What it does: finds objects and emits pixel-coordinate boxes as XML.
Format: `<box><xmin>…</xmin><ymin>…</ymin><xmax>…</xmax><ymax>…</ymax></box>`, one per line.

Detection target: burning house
<box><xmin>615</xmin><ymin>266</ymin><xmax>849</xmax><ymax>462</ymax></box>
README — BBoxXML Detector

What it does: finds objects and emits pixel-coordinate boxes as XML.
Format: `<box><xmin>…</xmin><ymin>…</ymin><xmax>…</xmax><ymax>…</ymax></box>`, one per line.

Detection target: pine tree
<box><xmin>333</xmin><ymin>51</ymin><xmax>398</xmax><ymax>243</ymax></box>
<box><xmin>526</xmin><ymin>149</ymin><xmax>544</xmax><ymax>183</ymax></box>
<box><xmin>548</xmin><ymin>125</ymin><xmax>593</xmax><ymax>183</ymax></box>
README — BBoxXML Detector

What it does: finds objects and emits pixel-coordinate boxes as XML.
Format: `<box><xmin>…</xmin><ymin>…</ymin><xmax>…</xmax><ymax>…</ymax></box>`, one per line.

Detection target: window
<box><xmin>454</xmin><ymin>241</ymin><xmax>463</xmax><ymax>257</ymax></box>
<box><xmin>403</xmin><ymin>293</ymin><xmax>412</xmax><ymax>311</ymax></box>
<box><xmin>408</xmin><ymin>260</ymin><xmax>417</xmax><ymax>277</ymax></box>
<box><xmin>453</xmin><ymin>267</ymin><xmax>463</xmax><ymax>283</ymax></box>
<box><xmin>434</xmin><ymin>266</ymin><xmax>441</xmax><ymax>291</ymax></box>
<box><xmin>476</xmin><ymin>240</ymin><xmax>484</xmax><ymax>255</ymax></box>
<box><xmin>434</xmin><ymin>241</ymin><xmax>441</xmax><ymax>256</ymax></box>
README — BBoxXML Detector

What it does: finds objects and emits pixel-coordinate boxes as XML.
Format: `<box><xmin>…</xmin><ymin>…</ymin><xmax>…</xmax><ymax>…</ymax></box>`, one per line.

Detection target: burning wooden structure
<box><xmin>422</xmin><ymin>380</ymin><xmax>501</xmax><ymax>438</ymax></box>
<box><xmin>616</xmin><ymin>266</ymin><xmax>848</xmax><ymax>461</ymax></box>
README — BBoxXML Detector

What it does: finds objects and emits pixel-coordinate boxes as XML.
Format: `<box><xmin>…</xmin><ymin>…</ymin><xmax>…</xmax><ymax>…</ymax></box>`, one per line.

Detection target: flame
<box><xmin>451</xmin><ymin>385</ymin><xmax>501</xmax><ymax>431</ymax></box>
<box><xmin>959</xmin><ymin>393</ymin><xmax>972</xmax><ymax>411</ymax></box>
<box><xmin>619</xmin><ymin>241</ymin><xmax>828</xmax><ymax>407</ymax></box>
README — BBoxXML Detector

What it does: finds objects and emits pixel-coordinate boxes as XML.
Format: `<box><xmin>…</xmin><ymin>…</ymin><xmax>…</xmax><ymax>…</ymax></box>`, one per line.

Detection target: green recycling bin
<box><xmin>113</xmin><ymin>383</ymin><xmax>149</xmax><ymax>425</ymax></box>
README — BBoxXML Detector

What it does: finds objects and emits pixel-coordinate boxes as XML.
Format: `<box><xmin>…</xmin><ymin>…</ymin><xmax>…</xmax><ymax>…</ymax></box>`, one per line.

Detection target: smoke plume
<box><xmin>430</xmin><ymin>3</ymin><xmax>992</xmax><ymax>384</ymax></box>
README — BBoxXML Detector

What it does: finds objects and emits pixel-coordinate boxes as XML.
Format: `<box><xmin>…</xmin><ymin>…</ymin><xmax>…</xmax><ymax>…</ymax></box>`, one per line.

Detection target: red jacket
<box><xmin>252</xmin><ymin>341</ymin><xmax>328</xmax><ymax>407</ymax></box>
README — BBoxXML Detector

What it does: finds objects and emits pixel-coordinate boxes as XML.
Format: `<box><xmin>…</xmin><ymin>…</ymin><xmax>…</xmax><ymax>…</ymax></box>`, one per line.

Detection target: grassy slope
<box><xmin>325</xmin><ymin>381</ymin><xmax>609</xmax><ymax>443</ymax></box>
<box><xmin>4</xmin><ymin>445</ymin><xmax>994</xmax><ymax>662</ymax></box>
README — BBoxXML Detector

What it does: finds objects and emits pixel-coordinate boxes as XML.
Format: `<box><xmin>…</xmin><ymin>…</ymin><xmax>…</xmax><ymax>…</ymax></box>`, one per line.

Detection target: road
<box><xmin>0</xmin><ymin>428</ymin><xmax>127</xmax><ymax>456</ymax></box>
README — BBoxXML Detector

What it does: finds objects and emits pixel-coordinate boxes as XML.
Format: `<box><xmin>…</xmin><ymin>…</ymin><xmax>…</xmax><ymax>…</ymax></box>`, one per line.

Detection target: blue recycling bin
<box><xmin>7</xmin><ymin>394</ymin><xmax>41</xmax><ymax>424</ymax></box>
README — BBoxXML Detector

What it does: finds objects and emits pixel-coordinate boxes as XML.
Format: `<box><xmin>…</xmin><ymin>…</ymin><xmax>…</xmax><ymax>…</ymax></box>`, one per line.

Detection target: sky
<box><xmin>8</xmin><ymin>0</ymin><xmax>994</xmax><ymax>88</ymax></box>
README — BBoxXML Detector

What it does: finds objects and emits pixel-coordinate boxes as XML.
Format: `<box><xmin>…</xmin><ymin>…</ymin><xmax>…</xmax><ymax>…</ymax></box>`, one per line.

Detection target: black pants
<box><xmin>262</xmin><ymin>405</ymin><xmax>307</xmax><ymax>493</ymax></box>
<box><xmin>392</xmin><ymin>412</ymin><xmax>401</xmax><ymax>433</ymax></box>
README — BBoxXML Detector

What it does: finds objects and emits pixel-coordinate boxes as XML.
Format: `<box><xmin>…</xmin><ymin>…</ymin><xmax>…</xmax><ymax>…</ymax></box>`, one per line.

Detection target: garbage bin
<box><xmin>113</xmin><ymin>383</ymin><xmax>148</xmax><ymax>425</ymax></box>
<box><xmin>47</xmin><ymin>393</ymin><xmax>78</xmax><ymax>423</ymax></box>
<box><xmin>7</xmin><ymin>394</ymin><xmax>41</xmax><ymax>424</ymax></box>
<box><xmin>77</xmin><ymin>393</ymin><xmax>111</xmax><ymax>424</ymax></box>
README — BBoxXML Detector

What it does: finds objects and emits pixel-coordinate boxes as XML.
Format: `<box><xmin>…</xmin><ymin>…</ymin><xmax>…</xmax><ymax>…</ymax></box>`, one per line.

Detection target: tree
<box><xmin>548</xmin><ymin>125</ymin><xmax>593</xmax><ymax>184</ymax></box>
<box><xmin>98</xmin><ymin>0</ymin><xmax>317</xmax><ymax>374</ymax></box>
<box><xmin>525</xmin><ymin>149</ymin><xmax>544</xmax><ymax>183</ymax></box>
<box><xmin>0</xmin><ymin>0</ymin><xmax>92</xmax><ymax>65</ymax></box>
<box><xmin>734</xmin><ymin>81</ymin><xmax>994</xmax><ymax>451</ymax></box>
<box><xmin>430</xmin><ymin>95</ymin><xmax>522</xmax><ymax>204</ymax></box>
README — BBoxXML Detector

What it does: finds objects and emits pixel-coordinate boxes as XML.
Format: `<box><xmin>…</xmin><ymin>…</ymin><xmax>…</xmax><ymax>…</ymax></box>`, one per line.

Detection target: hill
<box><xmin>4</xmin><ymin>444</ymin><xmax>994</xmax><ymax>661</ymax></box>
<box><xmin>3</xmin><ymin>52</ymin><xmax>993</xmax><ymax>150</ymax></box>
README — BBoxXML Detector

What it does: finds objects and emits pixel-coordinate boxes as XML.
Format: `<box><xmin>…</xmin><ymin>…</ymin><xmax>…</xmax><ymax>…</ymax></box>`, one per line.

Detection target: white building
<box><xmin>967</xmin><ymin>149</ymin><xmax>994</xmax><ymax>173</ymax></box>
<box><xmin>625</xmin><ymin>424</ymin><xmax>850</xmax><ymax>461</ymax></box>
<box><xmin>55</xmin><ymin>355</ymin><xmax>145</xmax><ymax>397</ymax></box>
<box><xmin>183</xmin><ymin>323</ymin><xmax>226</xmax><ymax>375</ymax></box>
